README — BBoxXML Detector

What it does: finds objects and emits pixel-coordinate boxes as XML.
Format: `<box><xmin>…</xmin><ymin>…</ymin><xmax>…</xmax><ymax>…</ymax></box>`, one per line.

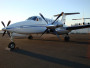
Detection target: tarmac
<box><xmin>0</xmin><ymin>34</ymin><xmax>90</xmax><ymax>68</ymax></box>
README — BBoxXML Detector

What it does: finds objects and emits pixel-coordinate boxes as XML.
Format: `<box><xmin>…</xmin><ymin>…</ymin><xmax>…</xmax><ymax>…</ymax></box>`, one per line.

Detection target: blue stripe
<box><xmin>6</xmin><ymin>25</ymin><xmax>46</xmax><ymax>29</ymax></box>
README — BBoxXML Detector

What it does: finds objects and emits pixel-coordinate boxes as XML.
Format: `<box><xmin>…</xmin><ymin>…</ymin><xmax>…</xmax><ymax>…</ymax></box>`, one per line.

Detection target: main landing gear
<box><xmin>8</xmin><ymin>33</ymin><xmax>16</xmax><ymax>50</ymax></box>
<box><xmin>64</xmin><ymin>34</ymin><xmax>70</xmax><ymax>42</ymax></box>
<box><xmin>28</xmin><ymin>35</ymin><xmax>33</xmax><ymax>39</ymax></box>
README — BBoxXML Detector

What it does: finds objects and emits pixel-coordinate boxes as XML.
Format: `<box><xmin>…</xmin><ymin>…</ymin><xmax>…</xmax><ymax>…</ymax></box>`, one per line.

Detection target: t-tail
<box><xmin>54</xmin><ymin>12</ymin><xmax>80</xmax><ymax>24</ymax></box>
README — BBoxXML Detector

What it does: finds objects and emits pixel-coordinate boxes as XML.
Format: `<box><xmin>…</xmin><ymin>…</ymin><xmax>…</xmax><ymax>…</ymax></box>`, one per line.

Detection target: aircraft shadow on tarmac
<box><xmin>70</xmin><ymin>41</ymin><xmax>89</xmax><ymax>45</ymax></box>
<box><xmin>11</xmin><ymin>48</ymin><xmax>90</xmax><ymax>68</ymax></box>
<box><xmin>32</xmin><ymin>39</ymin><xmax>89</xmax><ymax>45</ymax></box>
<box><xmin>25</xmin><ymin>38</ymin><xmax>89</xmax><ymax>44</ymax></box>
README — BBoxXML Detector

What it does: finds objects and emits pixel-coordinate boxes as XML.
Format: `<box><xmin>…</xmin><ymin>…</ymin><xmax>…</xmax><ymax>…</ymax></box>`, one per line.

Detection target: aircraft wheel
<box><xmin>8</xmin><ymin>42</ymin><xmax>15</xmax><ymax>50</ymax></box>
<box><xmin>28</xmin><ymin>36</ymin><xmax>33</xmax><ymax>39</ymax></box>
<box><xmin>64</xmin><ymin>36</ymin><xmax>70</xmax><ymax>42</ymax></box>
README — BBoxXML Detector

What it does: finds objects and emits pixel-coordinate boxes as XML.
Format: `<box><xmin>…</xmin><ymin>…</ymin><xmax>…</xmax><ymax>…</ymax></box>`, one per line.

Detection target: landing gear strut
<box><xmin>8</xmin><ymin>33</ymin><xmax>16</xmax><ymax>50</ymax></box>
<box><xmin>64</xmin><ymin>35</ymin><xmax>70</xmax><ymax>42</ymax></box>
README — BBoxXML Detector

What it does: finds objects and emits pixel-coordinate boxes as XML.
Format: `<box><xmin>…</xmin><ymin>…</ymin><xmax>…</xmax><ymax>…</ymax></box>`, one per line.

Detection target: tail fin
<box><xmin>61</xmin><ymin>12</ymin><xmax>80</xmax><ymax>24</ymax></box>
<box><xmin>54</xmin><ymin>12</ymin><xmax>80</xmax><ymax>24</ymax></box>
<box><xmin>61</xmin><ymin>13</ymin><xmax>66</xmax><ymax>24</ymax></box>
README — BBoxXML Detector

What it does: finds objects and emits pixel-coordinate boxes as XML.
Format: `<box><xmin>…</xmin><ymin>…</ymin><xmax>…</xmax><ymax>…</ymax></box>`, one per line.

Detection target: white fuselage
<box><xmin>4</xmin><ymin>16</ymin><xmax>70</xmax><ymax>35</ymax></box>
<box><xmin>7</xmin><ymin>20</ymin><xmax>46</xmax><ymax>34</ymax></box>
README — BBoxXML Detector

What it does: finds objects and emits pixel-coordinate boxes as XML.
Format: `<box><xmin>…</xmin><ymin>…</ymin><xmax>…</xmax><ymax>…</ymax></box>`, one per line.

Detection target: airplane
<box><xmin>1</xmin><ymin>12</ymin><xmax>90</xmax><ymax>50</ymax></box>
<box><xmin>72</xmin><ymin>18</ymin><xmax>90</xmax><ymax>25</ymax></box>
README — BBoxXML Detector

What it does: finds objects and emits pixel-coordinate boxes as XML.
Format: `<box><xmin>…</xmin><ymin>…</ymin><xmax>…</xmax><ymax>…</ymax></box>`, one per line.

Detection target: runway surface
<box><xmin>0</xmin><ymin>34</ymin><xmax>90</xmax><ymax>68</ymax></box>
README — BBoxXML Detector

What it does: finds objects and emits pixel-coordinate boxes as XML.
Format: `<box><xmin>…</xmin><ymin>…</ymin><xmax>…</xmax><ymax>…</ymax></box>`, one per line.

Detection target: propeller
<box><xmin>1</xmin><ymin>20</ymin><xmax>11</xmax><ymax>37</ymax></box>
<box><xmin>52</xmin><ymin>12</ymin><xmax>64</xmax><ymax>24</ymax></box>
<box><xmin>1</xmin><ymin>21</ymin><xmax>5</xmax><ymax>27</ymax></box>
<box><xmin>39</xmin><ymin>13</ymin><xmax>48</xmax><ymax>24</ymax></box>
<box><xmin>39</xmin><ymin>12</ymin><xmax>64</xmax><ymax>37</ymax></box>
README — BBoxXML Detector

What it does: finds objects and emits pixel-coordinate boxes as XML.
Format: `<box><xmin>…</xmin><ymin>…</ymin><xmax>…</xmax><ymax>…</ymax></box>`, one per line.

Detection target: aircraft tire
<box><xmin>8</xmin><ymin>42</ymin><xmax>15</xmax><ymax>50</ymax></box>
<box><xmin>28</xmin><ymin>36</ymin><xmax>33</xmax><ymax>39</ymax></box>
<box><xmin>64</xmin><ymin>36</ymin><xmax>70</xmax><ymax>42</ymax></box>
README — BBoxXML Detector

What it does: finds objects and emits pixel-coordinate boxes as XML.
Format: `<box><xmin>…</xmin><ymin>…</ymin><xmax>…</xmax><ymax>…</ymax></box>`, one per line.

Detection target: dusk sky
<box><xmin>0</xmin><ymin>0</ymin><xmax>90</xmax><ymax>29</ymax></box>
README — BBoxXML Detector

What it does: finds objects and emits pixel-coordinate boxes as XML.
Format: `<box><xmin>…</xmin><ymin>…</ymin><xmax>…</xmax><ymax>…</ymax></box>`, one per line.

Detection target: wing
<box><xmin>66</xmin><ymin>24</ymin><xmax>90</xmax><ymax>30</ymax></box>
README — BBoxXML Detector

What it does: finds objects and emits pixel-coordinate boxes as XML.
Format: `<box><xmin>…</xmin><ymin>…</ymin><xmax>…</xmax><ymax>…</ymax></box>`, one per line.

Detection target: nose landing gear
<box><xmin>8</xmin><ymin>42</ymin><xmax>15</xmax><ymax>50</ymax></box>
<box><xmin>8</xmin><ymin>33</ymin><xmax>16</xmax><ymax>50</ymax></box>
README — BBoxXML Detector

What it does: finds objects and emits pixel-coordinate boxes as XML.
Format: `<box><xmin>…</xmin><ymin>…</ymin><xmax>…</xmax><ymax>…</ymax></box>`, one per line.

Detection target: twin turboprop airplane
<box><xmin>1</xmin><ymin>12</ymin><xmax>90</xmax><ymax>50</ymax></box>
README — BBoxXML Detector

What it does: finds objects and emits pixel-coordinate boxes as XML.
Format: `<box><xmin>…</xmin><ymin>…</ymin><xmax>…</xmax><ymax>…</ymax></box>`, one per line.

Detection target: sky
<box><xmin>0</xmin><ymin>0</ymin><xmax>90</xmax><ymax>29</ymax></box>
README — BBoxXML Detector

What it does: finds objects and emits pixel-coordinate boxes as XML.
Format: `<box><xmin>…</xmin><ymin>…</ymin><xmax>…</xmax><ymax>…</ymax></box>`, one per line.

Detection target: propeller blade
<box><xmin>2</xmin><ymin>31</ymin><xmax>6</xmax><ymax>37</ymax></box>
<box><xmin>1</xmin><ymin>21</ymin><xmax>5</xmax><ymax>27</ymax></box>
<box><xmin>40</xmin><ymin>29</ymin><xmax>48</xmax><ymax>37</ymax></box>
<box><xmin>7</xmin><ymin>31</ymin><xmax>11</xmax><ymax>37</ymax></box>
<box><xmin>39</xmin><ymin>12</ymin><xmax>63</xmax><ymax>38</ymax></box>
<box><xmin>7</xmin><ymin>20</ymin><xmax>11</xmax><ymax>26</ymax></box>
<box><xmin>52</xmin><ymin>12</ymin><xmax>64</xmax><ymax>24</ymax></box>
<box><xmin>39</xmin><ymin>13</ymin><xmax>48</xmax><ymax>24</ymax></box>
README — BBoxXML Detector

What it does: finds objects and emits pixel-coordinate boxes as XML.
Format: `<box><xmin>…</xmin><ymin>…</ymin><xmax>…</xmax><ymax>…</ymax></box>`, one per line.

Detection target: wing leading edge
<box><xmin>66</xmin><ymin>24</ymin><xmax>90</xmax><ymax>30</ymax></box>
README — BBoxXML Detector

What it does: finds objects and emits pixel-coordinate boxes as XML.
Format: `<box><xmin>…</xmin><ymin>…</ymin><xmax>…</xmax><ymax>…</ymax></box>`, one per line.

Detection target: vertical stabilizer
<box><xmin>61</xmin><ymin>13</ymin><xmax>66</xmax><ymax>24</ymax></box>
<box><xmin>54</xmin><ymin>12</ymin><xmax>80</xmax><ymax>24</ymax></box>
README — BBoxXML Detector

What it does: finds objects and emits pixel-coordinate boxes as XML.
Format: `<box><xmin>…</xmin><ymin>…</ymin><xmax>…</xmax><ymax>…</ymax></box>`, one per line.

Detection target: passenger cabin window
<box><xmin>27</xmin><ymin>16</ymin><xmax>42</xmax><ymax>21</ymax></box>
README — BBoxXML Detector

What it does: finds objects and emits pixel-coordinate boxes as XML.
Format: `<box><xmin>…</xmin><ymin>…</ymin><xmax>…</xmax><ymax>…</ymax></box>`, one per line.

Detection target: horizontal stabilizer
<box><xmin>65</xmin><ymin>12</ymin><xmax>80</xmax><ymax>15</ymax></box>
<box><xmin>54</xmin><ymin>12</ymin><xmax>80</xmax><ymax>17</ymax></box>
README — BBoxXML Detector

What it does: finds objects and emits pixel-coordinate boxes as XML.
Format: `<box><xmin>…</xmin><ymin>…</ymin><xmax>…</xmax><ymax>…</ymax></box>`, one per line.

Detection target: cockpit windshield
<box><xmin>27</xmin><ymin>16</ymin><xmax>42</xmax><ymax>21</ymax></box>
<box><xmin>27</xmin><ymin>16</ymin><xmax>37</xmax><ymax>20</ymax></box>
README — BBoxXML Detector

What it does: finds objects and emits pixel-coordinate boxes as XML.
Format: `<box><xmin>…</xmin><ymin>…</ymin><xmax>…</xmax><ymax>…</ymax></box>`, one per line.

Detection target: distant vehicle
<box><xmin>1</xmin><ymin>12</ymin><xmax>90</xmax><ymax>50</ymax></box>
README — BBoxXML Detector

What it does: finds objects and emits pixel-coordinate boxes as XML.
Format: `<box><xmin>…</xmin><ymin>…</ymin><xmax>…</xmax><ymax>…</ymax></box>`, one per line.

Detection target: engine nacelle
<box><xmin>46</xmin><ymin>24</ymin><xmax>63</xmax><ymax>29</ymax></box>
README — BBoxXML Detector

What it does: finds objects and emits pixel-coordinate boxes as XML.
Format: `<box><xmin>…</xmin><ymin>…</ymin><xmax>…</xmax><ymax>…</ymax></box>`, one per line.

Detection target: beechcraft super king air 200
<box><xmin>1</xmin><ymin>12</ymin><xmax>90</xmax><ymax>50</ymax></box>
